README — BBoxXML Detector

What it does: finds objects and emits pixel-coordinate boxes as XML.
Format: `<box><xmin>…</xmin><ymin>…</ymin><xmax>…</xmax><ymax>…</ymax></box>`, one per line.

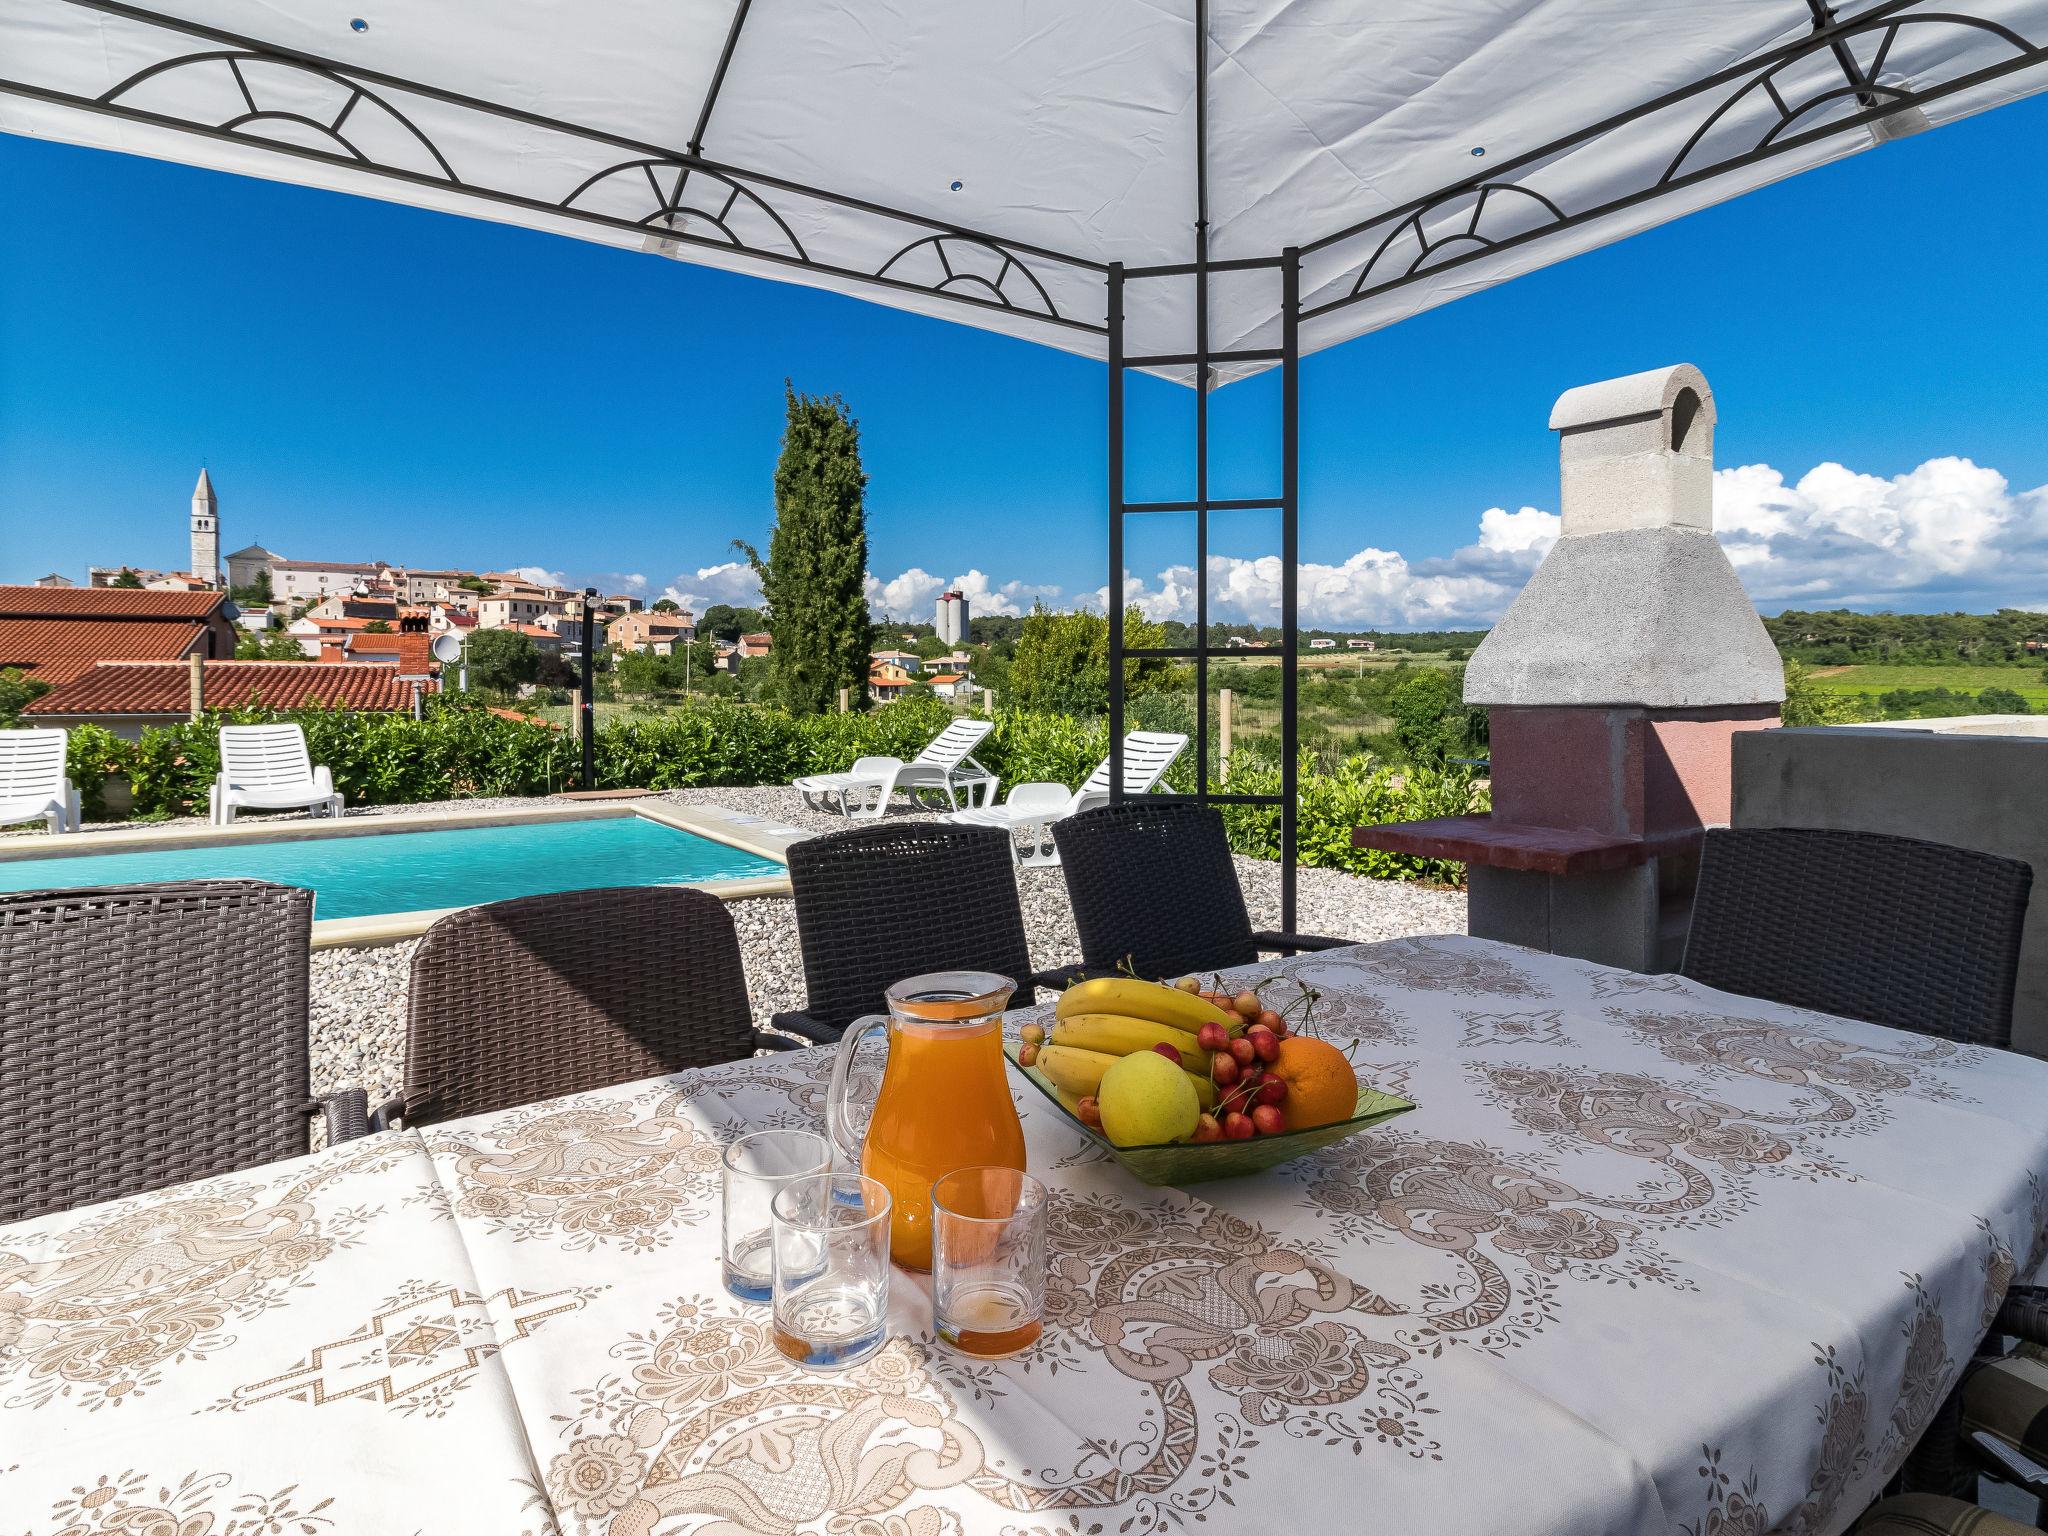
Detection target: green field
<box><xmin>1806</xmin><ymin>663</ymin><xmax>2048</xmax><ymax>706</ymax></box>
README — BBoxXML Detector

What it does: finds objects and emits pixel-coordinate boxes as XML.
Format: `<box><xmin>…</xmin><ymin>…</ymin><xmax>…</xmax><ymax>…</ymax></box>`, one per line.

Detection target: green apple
<box><xmin>1097</xmin><ymin>1050</ymin><xmax>1201</xmax><ymax>1147</ymax></box>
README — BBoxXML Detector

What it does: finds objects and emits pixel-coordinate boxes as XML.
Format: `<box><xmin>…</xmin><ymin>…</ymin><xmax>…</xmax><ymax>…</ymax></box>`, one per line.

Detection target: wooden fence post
<box><xmin>839</xmin><ymin>687</ymin><xmax>850</xmax><ymax>713</ymax></box>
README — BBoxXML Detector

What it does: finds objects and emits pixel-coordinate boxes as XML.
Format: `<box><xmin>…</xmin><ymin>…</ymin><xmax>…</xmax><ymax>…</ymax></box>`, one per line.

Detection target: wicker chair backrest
<box><xmin>1052</xmin><ymin>801</ymin><xmax>1259</xmax><ymax>980</ymax></box>
<box><xmin>786</xmin><ymin>821</ymin><xmax>1034</xmax><ymax>1037</ymax></box>
<box><xmin>401</xmin><ymin>884</ymin><xmax>756</xmax><ymax>1126</ymax></box>
<box><xmin>1680</xmin><ymin>826</ymin><xmax>2031</xmax><ymax>1049</ymax></box>
<box><xmin>0</xmin><ymin>879</ymin><xmax>314</xmax><ymax>1224</ymax></box>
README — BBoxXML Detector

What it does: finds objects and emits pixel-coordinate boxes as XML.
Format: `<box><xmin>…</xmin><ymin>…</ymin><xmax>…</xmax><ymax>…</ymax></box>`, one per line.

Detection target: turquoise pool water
<box><xmin>0</xmin><ymin>815</ymin><xmax>785</xmax><ymax>920</ymax></box>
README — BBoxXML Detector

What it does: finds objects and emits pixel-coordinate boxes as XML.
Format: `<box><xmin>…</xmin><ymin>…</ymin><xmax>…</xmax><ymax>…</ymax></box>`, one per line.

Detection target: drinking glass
<box><xmin>721</xmin><ymin>1129</ymin><xmax>832</xmax><ymax>1302</ymax></box>
<box><xmin>931</xmin><ymin>1166</ymin><xmax>1047</xmax><ymax>1358</ymax></box>
<box><xmin>771</xmin><ymin>1173</ymin><xmax>893</xmax><ymax>1369</ymax></box>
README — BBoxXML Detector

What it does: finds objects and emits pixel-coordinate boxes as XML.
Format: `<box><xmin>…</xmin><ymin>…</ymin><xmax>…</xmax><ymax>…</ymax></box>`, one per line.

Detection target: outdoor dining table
<box><xmin>5</xmin><ymin>934</ymin><xmax>2047</xmax><ymax>1536</ymax></box>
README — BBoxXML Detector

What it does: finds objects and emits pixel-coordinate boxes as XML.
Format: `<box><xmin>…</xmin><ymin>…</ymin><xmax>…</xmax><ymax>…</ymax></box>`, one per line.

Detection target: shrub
<box><xmin>67</xmin><ymin>695</ymin><xmax>1479</xmax><ymax>882</ymax></box>
<box><xmin>63</xmin><ymin>724</ymin><xmax>130</xmax><ymax>821</ymax></box>
<box><xmin>1219</xmin><ymin>748</ymin><xmax>1485</xmax><ymax>885</ymax></box>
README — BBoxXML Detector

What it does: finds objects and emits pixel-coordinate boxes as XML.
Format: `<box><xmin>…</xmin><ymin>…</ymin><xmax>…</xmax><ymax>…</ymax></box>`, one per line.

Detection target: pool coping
<box><xmin>0</xmin><ymin>799</ymin><xmax>804</xmax><ymax>949</ymax></box>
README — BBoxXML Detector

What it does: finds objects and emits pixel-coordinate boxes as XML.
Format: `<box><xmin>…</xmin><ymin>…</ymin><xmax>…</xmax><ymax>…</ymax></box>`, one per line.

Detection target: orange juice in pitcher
<box><xmin>828</xmin><ymin>972</ymin><xmax>1026</xmax><ymax>1272</ymax></box>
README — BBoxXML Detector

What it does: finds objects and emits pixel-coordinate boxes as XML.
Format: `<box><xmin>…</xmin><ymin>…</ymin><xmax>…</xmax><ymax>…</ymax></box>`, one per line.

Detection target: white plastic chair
<box><xmin>793</xmin><ymin>716</ymin><xmax>996</xmax><ymax>819</ymax></box>
<box><xmin>0</xmin><ymin>728</ymin><xmax>81</xmax><ymax>833</ymax></box>
<box><xmin>948</xmin><ymin>730</ymin><xmax>1187</xmax><ymax>866</ymax></box>
<box><xmin>211</xmin><ymin>723</ymin><xmax>343</xmax><ymax>825</ymax></box>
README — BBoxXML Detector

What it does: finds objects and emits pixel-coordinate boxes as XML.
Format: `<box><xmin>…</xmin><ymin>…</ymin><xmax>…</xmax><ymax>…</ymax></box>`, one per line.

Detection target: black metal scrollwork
<box><xmin>1325</xmin><ymin>7</ymin><xmax>2047</xmax><ymax>313</ymax></box>
<box><xmin>101</xmin><ymin>50</ymin><xmax>457</xmax><ymax>182</ymax></box>
<box><xmin>875</xmin><ymin>235</ymin><xmax>1062</xmax><ymax>320</ymax></box>
<box><xmin>560</xmin><ymin>158</ymin><xmax>806</xmax><ymax>262</ymax></box>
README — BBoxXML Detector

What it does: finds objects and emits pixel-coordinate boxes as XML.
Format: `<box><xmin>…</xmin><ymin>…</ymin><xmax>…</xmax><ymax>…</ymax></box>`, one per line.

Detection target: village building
<box><xmin>0</xmin><ymin>585</ymin><xmax>238</xmax><ymax>686</ymax></box>
<box><xmin>22</xmin><ymin>658</ymin><xmax>427</xmax><ymax>737</ymax></box>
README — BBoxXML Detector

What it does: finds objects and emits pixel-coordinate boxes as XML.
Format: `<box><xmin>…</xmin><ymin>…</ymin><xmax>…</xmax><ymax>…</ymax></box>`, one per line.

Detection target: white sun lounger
<box><xmin>793</xmin><ymin>716</ymin><xmax>996</xmax><ymax>819</ymax></box>
<box><xmin>947</xmin><ymin>730</ymin><xmax>1187</xmax><ymax>867</ymax></box>
<box><xmin>211</xmin><ymin>723</ymin><xmax>344</xmax><ymax>825</ymax></box>
<box><xmin>0</xmin><ymin>728</ymin><xmax>82</xmax><ymax>833</ymax></box>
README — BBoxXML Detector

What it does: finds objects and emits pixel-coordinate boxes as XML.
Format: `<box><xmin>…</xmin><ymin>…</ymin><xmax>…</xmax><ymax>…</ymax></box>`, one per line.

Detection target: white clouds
<box><xmin>1712</xmin><ymin>456</ymin><xmax>2048</xmax><ymax>606</ymax></box>
<box><xmin>1102</xmin><ymin>456</ymin><xmax>2048</xmax><ymax>627</ymax></box>
<box><xmin>862</xmin><ymin>566</ymin><xmax>1064</xmax><ymax>620</ymax></box>
<box><xmin>653</xmin><ymin>454</ymin><xmax>2046</xmax><ymax>630</ymax></box>
<box><xmin>511</xmin><ymin>565</ymin><xmax>567</xmax><ymax>587</ymax></box>
<box><xmin>946</xmin><ymin>568</ymin><xmax>1064</xmax><ymax>618</ymax></box>
<box><xmin>865</xmin><ymin>566</ymin><xmax>945</xmax><ymax>618</ymax></box>
<box><xmin>661</xmin><ymin>560</ymin><xmax>762</xmax><ymax>614</ymax></box>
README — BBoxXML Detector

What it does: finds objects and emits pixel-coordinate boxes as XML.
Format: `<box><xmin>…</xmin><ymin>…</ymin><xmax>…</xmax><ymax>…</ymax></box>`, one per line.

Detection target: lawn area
<box><xmin>1806</xmin><ymin>663</ymin><xmax>2048</xmax><ymax>706</ymax></box>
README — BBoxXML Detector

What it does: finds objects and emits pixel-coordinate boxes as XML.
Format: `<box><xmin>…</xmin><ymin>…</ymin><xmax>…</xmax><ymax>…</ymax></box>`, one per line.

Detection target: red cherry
<box><xmin>1196</xmin><ymin>1021</ymin><xmax>1230</xmax><ymax>1052</ymax></box>
<box><xmin>1211</xmin><ymin>1054</ymin><xmax>1239</xmax><ymax>1087</ymax></box>
<box><xmin>1230</xmin><ymin>1038</ymin><xmax>1256</xmax><ymax>1066</ymax></box>
<box><xmin>1251</xmin><ymin>1104</ymin><xmax>1286</xmax><ymax>1135</ymax></box>
<box><xmin>1232</xmin><ymin>991</ymin><xmax>1261</xmax><ymax>1019</ymax></box>
<box><xmin>1255</xmin><ymin>1077</ymin><xmax>1287</xmax><ymax>1106</ymax></box>
<box><xmin>1222</xmin><ymin>1111</ymin><xmax>1257</xmax><ymax>1140</ymax></box>
<box><xmin>1151</xmin><ymin>1041</ymin><xmax>1184</xmax><ymax>1068</ymax></box>
<box><xmin>1191</xmin><ymin>1113</ymin><xmax>1223</xmax><ymax>1143</ymax></box>
<box><xmin>1017</xmin><ymin>1042</ymin><xmax>1040</xmax><ymax>1067</ymax></box>
<box><xmin>1248</xmin><ymin>1028</ymin><xmax>1280</xmax><ymax>1064</ymax></box>
<box><xmin>1256</xmin><ymin>1009</ymin><xmax>1285</xmax><ymax>1032</ymax></box>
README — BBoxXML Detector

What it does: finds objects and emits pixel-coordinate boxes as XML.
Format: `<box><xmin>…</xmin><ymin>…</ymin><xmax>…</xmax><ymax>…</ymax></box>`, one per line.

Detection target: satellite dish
<box><xmin>430</xmin><ymin>633</ymin><xmax>463</xmax><ymax>664</ymax></box>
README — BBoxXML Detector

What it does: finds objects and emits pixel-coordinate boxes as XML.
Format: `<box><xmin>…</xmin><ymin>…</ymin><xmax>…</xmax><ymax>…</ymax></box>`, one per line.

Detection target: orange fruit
<box><xmin>1270</xmin><ymin>1036</ymin><xmax>1359</xmax><ymax>1131</ymax></box>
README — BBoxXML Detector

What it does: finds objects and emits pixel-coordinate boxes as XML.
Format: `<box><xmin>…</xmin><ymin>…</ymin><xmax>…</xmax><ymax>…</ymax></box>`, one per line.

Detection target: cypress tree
<box><xmin>738</xmin><ymin>386</ymin><xmax>872</xmax><ymax>714</ymax></box>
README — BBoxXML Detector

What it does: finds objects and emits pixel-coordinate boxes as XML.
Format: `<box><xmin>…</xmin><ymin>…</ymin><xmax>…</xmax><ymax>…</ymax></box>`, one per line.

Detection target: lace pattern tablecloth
<box><xmin>6</xmin><ymin>936</ymin><xmax>2045</xmax><ymax>1536</ymax></box>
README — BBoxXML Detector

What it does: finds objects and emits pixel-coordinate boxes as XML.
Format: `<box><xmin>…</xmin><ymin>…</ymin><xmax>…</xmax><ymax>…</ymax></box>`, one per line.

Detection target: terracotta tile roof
<box><xmin>0</xmin><ymin>585</ymin><xmax>227</xmax><ymax>620</ymax></box>
<box><xmin>271</xmin><ymin>559</ymin><xmax>387</xmax><ymax>575</ymax></box>
<box><xmin>488</xmin><ymin>705</ymin><xmax>562</xmax><ymax>729</ymax></box>
<box><xmin>345</xmin><ymin>631</ymin><xmax>438</xmax><ymax>673</ymax></box>
<box><xmin>24</xmin><ymin>661</ymin><xmax>427</xmax><ymax>717</ymax></box>
<box><xmin>0</xmin><ymin>617</ymin><xmax>209</xmax><ymax>685</ymax></box>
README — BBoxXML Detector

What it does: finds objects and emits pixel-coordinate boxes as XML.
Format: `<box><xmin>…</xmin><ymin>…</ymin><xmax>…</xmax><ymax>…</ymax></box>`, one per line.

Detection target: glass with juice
<box><xmin>827</xmin><ymin>971</ymin><xmax>1027</xmax><ymax>1272</ymax></box>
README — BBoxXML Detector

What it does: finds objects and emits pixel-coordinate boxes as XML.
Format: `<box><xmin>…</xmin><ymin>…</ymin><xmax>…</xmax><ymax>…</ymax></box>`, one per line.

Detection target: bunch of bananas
<box><xmin>1027</xmin><ymin>978</ymin><xmax>1241</xmax><ymax>1116</ymax></box>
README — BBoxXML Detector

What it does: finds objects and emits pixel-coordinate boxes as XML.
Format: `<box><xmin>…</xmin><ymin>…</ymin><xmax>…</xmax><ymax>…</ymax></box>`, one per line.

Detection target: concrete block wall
<box><xmin>1732</xmin><ymin>726</ymin><xmax>2047</xmax><ymax>1057</ymax></box>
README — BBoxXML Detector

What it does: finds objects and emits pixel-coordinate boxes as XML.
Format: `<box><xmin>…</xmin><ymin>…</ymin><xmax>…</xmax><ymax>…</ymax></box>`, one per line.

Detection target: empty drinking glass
<box><xmin>721</xmin><ymin>1129</ymin><xmax>832</xmax><ymax>1302</ymax></box>
<box><xmin>931</xmin><ymin>1166</ymin><xmax>1047</xmax><ymax>1358</ymax></box>
<box><xmin>771</xmin><ymin>1173</ymin><xmax>892</xmax><ymax>1369</ymax></box>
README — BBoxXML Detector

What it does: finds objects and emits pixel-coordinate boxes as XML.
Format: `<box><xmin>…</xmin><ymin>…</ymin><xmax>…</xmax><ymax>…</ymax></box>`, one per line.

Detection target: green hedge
<box><xmin>60</xmin><ymin>694</ymin><xmax>1477</xmax><ymax>883</ymax></box>
<box><xmin>1219</xmin><ymin>748</ymin><xmax>1486</xmax><ymax>885</ymax></box>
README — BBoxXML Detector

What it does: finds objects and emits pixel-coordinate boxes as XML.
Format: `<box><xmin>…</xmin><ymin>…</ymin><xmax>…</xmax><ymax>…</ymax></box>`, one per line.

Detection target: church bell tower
<box><xmin>190</xmin><ymin>468</ymin><xmax>220</xmax><ymax>586</ymax></box>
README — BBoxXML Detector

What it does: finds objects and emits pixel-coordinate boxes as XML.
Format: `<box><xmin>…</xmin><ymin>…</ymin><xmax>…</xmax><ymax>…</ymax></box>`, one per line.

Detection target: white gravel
<box><xmin>45</xmin><ymin>788</ymin><xmax>1463</xmax><ymax>1108</ymax></box>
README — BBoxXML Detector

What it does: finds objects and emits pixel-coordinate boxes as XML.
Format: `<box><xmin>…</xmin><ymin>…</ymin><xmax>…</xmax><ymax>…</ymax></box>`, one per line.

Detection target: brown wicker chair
<box><xmin>381</xmin><ymin>884</ymin><xmax>788</xmax><ymax>1129</ymax></box>
<box><xmin>0</xmin><ymin>880</ymin><xmax>369</xmax><ymax>1225</ymax></box>
<box><xmin>774</xmin><ymin>822</ymin><xmax>1035</xmax><ymax>1042</ymax></box>
<box><xmin>1042</xmin><ymin>800</ymin><xmax>1350</xmax><ymax>988</ymax></box>
<box><xmin>1680</xmin><ymin>826</ymin><xmax>2032</xmax><ymax>1049</ymax></box>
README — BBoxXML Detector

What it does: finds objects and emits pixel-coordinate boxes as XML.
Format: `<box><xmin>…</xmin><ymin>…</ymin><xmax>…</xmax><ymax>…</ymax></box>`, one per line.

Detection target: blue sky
<box><xmin>3</xmin><ymin>91</ymin><xmax>2047</xmax><ymax>626</ymax></box>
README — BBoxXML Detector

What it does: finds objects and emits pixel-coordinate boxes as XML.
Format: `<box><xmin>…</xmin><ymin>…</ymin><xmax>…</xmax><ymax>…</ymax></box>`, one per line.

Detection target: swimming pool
<box><xmin>0</xmin><ymin>813</ymin><xmax>786</xmax><ymax>921</ymax></box>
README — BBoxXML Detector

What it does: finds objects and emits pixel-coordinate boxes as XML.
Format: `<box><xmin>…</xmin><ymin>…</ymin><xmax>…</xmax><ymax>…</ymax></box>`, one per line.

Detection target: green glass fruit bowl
<box><xmin>1005</xmin><ymin>1043</ymin><xmax>1416</xmax><ymax>1186</ymax></box>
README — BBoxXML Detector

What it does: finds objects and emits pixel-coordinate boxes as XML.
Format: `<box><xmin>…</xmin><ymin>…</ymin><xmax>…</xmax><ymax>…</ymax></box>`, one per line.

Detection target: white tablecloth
<box><xmin>5</xmin><ymin>936</ymin><xmax>2044</xmax><ymax>1535</ymax></box>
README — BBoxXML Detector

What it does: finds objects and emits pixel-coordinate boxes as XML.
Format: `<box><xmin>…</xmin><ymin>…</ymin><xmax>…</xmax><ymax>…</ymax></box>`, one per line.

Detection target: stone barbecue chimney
<box><xmin>1357</xmin><ymin>364</ymin><xmax>1783</xmax><ymax>971</ymax></box>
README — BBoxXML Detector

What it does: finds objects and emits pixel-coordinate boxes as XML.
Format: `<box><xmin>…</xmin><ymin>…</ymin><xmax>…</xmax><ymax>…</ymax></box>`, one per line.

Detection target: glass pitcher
<box><xmin>828</xmin><ymin>971</ymin><xmax>1027</xmax><ymax>1273</ymax></box>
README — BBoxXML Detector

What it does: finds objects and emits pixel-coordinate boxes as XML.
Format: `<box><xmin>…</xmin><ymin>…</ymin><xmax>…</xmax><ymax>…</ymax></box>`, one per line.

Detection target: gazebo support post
<box><xmin>1103</xmin><ymin>293</ymin><xmax>1302</xmax><ymax>927</ymax></box>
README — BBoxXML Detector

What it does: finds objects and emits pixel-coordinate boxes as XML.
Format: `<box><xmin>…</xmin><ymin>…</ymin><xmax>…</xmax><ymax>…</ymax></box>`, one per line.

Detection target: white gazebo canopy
<box><xmin>4</xmin><ymin>0</ymin><xmax>2045</xmax><ymax>383</ymax></box>
<box><xmin>7</xmin><ymin>0</ymin><xmax>2046</xmax><ymax>923</ymax></box>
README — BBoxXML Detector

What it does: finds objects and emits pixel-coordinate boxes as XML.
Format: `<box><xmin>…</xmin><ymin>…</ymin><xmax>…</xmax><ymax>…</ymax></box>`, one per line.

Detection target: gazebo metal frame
<box><xmin>6</xmin><ymin>0</ymin><xmax>2046</xmax><ymax>919</ymax></box>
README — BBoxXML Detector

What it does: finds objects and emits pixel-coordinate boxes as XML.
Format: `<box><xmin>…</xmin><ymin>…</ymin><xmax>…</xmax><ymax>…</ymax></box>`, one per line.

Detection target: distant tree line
<box><xmin>1765</xmin><ymin>608</ymin><xmax>2048</xmax><ymax>666</ymax></box>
